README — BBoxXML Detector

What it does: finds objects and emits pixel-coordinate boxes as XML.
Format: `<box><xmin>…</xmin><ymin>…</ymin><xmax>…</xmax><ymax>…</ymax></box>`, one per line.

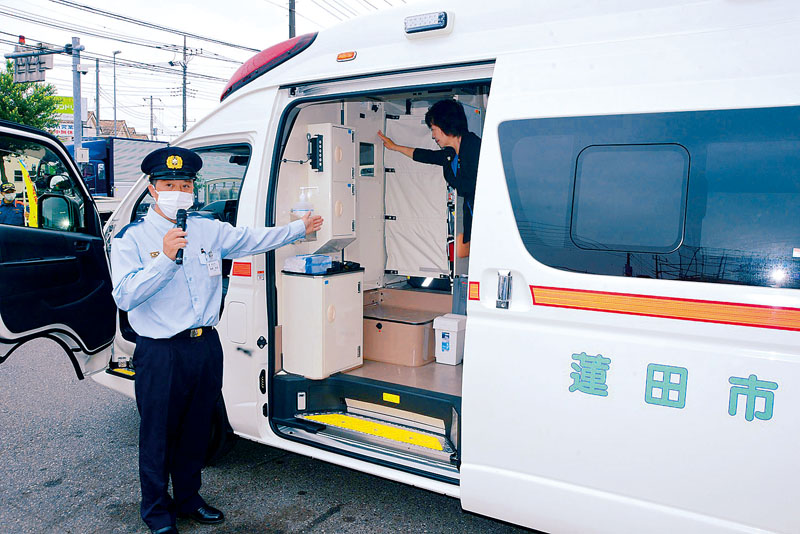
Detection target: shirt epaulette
<box><xmin>114</xmin><ymin>218</ymin><xmax>144</xmax><ymax>239</ymax></box>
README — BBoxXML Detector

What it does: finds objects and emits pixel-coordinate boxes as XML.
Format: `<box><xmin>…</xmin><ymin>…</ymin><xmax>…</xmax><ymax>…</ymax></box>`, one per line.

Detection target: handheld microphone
<box><xmin>175</xmin><ymin>209</ymin><xmax>187</xmax><ymax>265</ymax></box>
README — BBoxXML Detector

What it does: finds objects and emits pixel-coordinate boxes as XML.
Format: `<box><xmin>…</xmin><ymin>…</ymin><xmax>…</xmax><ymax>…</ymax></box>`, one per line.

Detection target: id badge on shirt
<box><xmin>202</xmin><ymin>249</ymin><xmax>221</xmax><ymax>277</ymax></box>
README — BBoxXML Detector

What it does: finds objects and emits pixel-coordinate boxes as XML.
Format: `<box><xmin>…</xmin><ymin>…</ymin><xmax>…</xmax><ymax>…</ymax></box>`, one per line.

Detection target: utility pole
<box><xmin>71</xmin><ymin>37</ymin><xmax>84</xmax><ymax>155</ymax></box>
<box><xmin>144</xmin><ymin>96</ymin><xmax>163</xmax><ymax>140</ymax></box>
<box><xmin>289</xmin><ymin>0</ymin><xmax>296</xmax><ymax>38</ymax></box>
<box><xmin>113</xmin><ymin>50</ymin><xmax>121</xmax><ymax>136</ymax></box>
<box><xmin>182</xmin><ymin>35</ymin><xmax>187</xmax><ymax>132</ymax></box>
<box><xmin>95</xmin><ymin>58</ymin><xmax>100</xmax><ymax>136</ymax></box>
<box><xmin>150</xmin><ymin>96</ymin><xmax>154</xmax><ymax>140</ymax></box>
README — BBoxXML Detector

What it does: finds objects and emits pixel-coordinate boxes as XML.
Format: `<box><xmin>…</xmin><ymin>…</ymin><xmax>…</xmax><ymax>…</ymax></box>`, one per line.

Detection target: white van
<box><xmin>2</xmin><ymin>1</ymin><xmax>799</xmax><ymax>532</ymax></box>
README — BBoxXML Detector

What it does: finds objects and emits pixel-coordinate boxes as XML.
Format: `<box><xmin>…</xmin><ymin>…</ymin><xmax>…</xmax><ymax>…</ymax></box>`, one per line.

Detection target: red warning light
<box><xmin>18</xmin><ymin>35</ymin><xmax>25</xmax><ymax>44</ymax></box>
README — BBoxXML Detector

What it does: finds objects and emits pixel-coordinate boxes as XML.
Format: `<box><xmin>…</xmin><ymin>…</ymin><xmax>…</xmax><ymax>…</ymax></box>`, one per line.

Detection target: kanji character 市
<box><xmin>569</xmin><ymin>352</ymin><xmax>611</xmax><ymax>397</ymax></box>
<box><xmin>728</xmin><ymin>374</ymin><xmax>779</xmax><ymax>422</ymax></box>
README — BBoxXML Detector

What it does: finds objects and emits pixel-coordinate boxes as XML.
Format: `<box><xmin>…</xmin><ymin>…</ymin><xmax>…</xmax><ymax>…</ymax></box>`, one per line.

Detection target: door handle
<box><xmin>496</xmin><ymin>270</ymin><xmax>512</xmax><ymax>309</ymax></box>
<box><xmin>74</xmin><ymin>240</ymin><xmax>90</xmax><ymax>252</ymax></box>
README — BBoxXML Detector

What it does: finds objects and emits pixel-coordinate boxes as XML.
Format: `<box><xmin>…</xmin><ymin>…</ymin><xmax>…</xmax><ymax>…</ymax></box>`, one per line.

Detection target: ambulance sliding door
<box><xmin>460</xmin><ymin>44</ymin><xmax>800</xmax><ymax>534</ymax></box>
<box><xmin>383</xmin><ymin>113</ymin><xmax>449</xmax><ymax>279</ymax></box>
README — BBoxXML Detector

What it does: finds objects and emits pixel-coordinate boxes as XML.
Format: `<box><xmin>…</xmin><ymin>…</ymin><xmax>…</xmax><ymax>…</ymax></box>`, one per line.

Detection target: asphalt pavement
<box><xmin>0</xmin><ymin>338</ymin><xmax>538</xmax><ymax>534</ymax></box>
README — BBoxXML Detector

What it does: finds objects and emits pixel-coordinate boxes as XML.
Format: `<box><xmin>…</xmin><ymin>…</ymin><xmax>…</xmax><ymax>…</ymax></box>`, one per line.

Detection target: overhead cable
<box><xmin>47</xmin><ymin>0</ymin><xmax>260</xmax><ymax>52</ymax></box>
<box><xmin>0</xmin><ymin>7</ymin><xmax>243</xmax><ymax>64</ymax></box>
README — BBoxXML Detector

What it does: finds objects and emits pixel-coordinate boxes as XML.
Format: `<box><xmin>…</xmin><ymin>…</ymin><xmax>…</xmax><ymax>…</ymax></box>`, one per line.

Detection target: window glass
<box><xmin>571</xmin><ymin>144</ymin><xmax>688</xmax><ymax>253</ymax></box>
<box><xmin>133</xmin><ymin>145</ymin><xmax>250</xmax><ymax>225</ymax></box>
<box><xmin>0</xmin><ymin>133</ymin><xmax>86</xmax><ymax>231</ymax></box>
<box><xmin>499</xmin><ymin>106</ymin><xmax>800</xmax><ymax>288</ymax></box>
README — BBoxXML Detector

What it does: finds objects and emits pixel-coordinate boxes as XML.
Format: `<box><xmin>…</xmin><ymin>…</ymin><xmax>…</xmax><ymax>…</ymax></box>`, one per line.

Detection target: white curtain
<box><xmin>384</xmin><ymin>114</ymin><xmax>449</xmax><ymax>278</ymax></box>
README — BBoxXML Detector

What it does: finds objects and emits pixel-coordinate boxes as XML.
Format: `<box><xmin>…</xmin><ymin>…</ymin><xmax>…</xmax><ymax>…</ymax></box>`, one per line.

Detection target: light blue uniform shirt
<box><xmin>110</xmin><ymin>208</ymin><xmax>305</xmax><ymax>339</ymax></box>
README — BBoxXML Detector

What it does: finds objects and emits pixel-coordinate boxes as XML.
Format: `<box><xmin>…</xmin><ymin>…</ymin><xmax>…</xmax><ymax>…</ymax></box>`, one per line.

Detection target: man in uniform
<box><xmin>110</xmin><ymin>147</ymin><xmax>323</xmax><ymax>534</ymax></box>
<box><xmin>0</xmin><ymin>183</ymin><xmax>25</xmax><ymax>226</ymax></box>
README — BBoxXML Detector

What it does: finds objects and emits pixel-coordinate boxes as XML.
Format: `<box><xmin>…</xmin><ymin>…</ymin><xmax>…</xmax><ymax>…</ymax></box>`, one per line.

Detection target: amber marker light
<box><xmin>337</xmin><ymin>51</ymin><xmax>357</xmax><ymax>62</ymax></box>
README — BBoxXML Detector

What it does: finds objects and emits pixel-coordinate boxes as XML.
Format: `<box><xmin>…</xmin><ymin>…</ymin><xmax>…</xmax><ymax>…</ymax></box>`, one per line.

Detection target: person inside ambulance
<box><xmin>0</xmin><ymin>182</ymin><xmax>25</xmax><ymax>226</ymax></box>
<box><xmin>378</xmin><ymin>99</ymin><xmax>481</xmax><ymax>258</ymax></box>
<box><xmin>110</xmin><ymin>147</ymin><xmax>322</xmax><ymax>534</ymax></box>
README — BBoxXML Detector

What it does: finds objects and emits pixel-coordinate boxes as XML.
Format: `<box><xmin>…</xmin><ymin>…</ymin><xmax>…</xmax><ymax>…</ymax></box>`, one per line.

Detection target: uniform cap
<box><xmin>141</xmin><ymin>146</ymin><xmax>203</xmax><ymax>180</ymax></box>
<box><xmin>1</xmin><ymin>183</ymin><xmax>16</xmax><ymax>193</ymax></box>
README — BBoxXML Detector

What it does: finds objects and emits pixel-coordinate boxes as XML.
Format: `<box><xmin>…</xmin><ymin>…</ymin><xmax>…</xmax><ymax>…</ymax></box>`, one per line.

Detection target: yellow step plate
<box><xmin>108</xmin><ymin>368</ymin><xmax>135</xmax><ymax>377</ymax></box>
<box><xmin>303</xmin><ymin>413</ymin><xmax>444</xmax><ymax>451</ymax></box>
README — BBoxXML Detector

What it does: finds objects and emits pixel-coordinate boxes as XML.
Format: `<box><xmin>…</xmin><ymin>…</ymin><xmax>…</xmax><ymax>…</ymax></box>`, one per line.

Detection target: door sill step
<box><xmin>106</xmin><ymin>367</ymin><xmax>135</xmax><ymax>380</ymax></box>
<box><xmin>297</xmin><ymin>411</ymin><xmax>455</xmax><ymax>462</ymax></box>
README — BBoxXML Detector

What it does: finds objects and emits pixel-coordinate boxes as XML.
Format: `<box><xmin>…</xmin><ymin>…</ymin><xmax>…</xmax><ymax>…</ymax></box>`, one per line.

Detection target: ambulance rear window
<box><xmin>499</xmin><ymin>106</ymin><xmax>800</xmax><ymax>289</ymax></box>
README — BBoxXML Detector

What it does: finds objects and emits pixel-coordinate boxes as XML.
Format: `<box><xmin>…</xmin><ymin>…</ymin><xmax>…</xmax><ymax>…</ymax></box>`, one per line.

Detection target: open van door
<box><xmin>0</xmin><ymin>120</ymin><xmax>115</xmax><ymax>378</ymax></box>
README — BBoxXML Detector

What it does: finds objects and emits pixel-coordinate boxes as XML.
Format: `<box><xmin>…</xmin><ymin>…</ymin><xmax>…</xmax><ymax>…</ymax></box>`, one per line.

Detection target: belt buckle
<box><xmin>190</xmin><ymin>327</ymin><xmax>203</xmax><ymax>338</ymax></box>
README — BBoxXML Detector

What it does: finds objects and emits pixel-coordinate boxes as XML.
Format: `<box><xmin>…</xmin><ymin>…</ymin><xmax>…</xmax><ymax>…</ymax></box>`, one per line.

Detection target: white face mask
<box><xmin>155</xmin><ymin>190</ymin><xmax>193</xmax><ymax>220</ymax></box>
<box><xmin>3</xmin><ymin>193</ymin><xmax>15</xmax><ymax>202</ymax></box>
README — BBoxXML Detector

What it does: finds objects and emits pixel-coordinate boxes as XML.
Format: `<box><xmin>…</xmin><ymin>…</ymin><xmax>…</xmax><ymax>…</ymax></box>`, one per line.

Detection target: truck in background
<box><xmin>66</xmin><ymin>137</ymin><xmax>166</xmax><ymax>220</ymax></box>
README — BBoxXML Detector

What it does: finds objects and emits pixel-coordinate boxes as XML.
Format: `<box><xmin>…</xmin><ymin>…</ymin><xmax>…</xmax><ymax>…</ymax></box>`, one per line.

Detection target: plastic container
<box><xmin>290</xmin><ymin>187</ymin><xmax>318</xmax><ymax>241</ymax></box>
<box><xmin>433</xmin><ymin>313</ymin><xmax>467</xmax><ymax>365</ymax></box>
<box><xmin>283</xmin><ymin>254</ymin><xmax>332</xmax><ymax>274</ymax></box>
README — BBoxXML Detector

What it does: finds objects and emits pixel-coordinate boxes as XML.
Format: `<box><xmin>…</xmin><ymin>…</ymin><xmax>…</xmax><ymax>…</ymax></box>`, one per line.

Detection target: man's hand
<box><xmin>302</xmin><ymin>212</ymin><xmax>323</xmax><ymax>236</ymax></box>
<box><xmin>163</xmin><ymin>228</ymin><xmax>187</xmax><ymax>261</ymax></box>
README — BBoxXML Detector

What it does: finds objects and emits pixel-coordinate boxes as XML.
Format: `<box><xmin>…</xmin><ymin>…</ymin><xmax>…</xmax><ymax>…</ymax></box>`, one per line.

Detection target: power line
<box><xmin>329</xmin><ymin>0</ymin><xmax>360</xmax><ymax>17</ymax></box>
<box><xmin>0</xmin><ymin>37</ymin><xmax>230</xmax><ymax>83</ymax></box>
<box><xmin>47</xmin><ymin>0</ymin><xmax>260</xmax><ymax>52</ymax></box>
<box><xmin>261</xmin><ymin>0</ymin><xmax>325</xmax><ymax>27</ymax></box>
<box><xmin>356</xmin><ymin>0</ymin><xmax>379</xmax><ymax>10</ymax></box>
<box><xmin>310</xmin><ymin>0</ymin><xmax>346</xmax><ymax>21</ymax></box>
<box><xmin>318</xmin><ymin>0</ymin><xmax>353</xmax><ymax>19</ymax></box>
<box><xmin>0</xmin><ymin>7</ymin><xmax>243</xmax><ymax>64</ymax></box>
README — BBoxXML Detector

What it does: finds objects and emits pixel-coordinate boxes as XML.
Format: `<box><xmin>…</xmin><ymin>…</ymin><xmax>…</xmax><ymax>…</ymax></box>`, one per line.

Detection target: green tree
<box><xmin>0</xmin><ymin>59</ymin><xmax>59</xmax><ymax>130</ymax></box>
<box><xmin>0</xmin><ymin>59</ymin><xmax>60</xmax><ymax>184</ymax></box>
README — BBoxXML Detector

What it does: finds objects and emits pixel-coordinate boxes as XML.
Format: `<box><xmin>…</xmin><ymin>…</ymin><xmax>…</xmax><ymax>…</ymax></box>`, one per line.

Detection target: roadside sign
<box><xmin>54</xmin><ymin>97</ymin><xmax>88</xmax><ymax>121</ymax></box>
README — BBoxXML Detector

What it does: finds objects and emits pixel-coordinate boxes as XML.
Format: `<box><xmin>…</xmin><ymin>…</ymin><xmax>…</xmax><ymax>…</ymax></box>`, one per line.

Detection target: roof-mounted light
<box><xmin>220</xmin><ymin>32</ymin><xmax>317</xmax><ymax>102</ymax></box>
<box><xmin>404</xmin><ymin>11</ymin><xmax>453</xmax><ymax>38</ymax></box>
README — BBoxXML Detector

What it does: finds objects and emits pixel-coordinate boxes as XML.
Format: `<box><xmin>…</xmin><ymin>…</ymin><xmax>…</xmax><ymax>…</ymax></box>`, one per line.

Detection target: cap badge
<box><xmin>166</xmin><ymin>155</ymin><xmax>183</xmax><ymax>170</ymax></box>
<box><xmin>150</xmin><ymin>251</ymin><xmax>160</xmax><ymax>258</ymax></box>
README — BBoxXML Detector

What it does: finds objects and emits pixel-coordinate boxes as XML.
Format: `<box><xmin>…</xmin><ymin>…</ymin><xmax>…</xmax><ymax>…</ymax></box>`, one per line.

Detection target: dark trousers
<box><xmin>133</xmin><ymin>329</ymin><xmax>222</xmax><ymax>530</ymax></box>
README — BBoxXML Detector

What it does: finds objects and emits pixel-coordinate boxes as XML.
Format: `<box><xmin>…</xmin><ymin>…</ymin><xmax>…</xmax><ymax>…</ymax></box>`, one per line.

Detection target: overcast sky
<box><xmin>1</xmin><ymin>0</ymin><xmax>421</xmax><ymax>141</ymax></box>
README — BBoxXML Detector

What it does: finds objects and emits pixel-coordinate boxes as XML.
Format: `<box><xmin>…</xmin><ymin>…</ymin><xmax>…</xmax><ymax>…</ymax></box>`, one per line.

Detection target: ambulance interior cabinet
<box><xmin>281</xmin><ymin>269</ymin><xmax>364</xmax><ymax>380</ymax></box>
<box><xmin>307</xmin><ymin>123</ymin><xmax>357</xmax><ymax>254</ymax></box>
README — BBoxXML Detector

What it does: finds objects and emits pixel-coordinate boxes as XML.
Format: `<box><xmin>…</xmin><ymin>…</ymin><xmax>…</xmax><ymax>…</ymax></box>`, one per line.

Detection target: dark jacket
<box><xmin>412</xmin><ymin>131</ymin><xmax>481</xmax><ymax>242</ymax></box>
<box><xmin>0</xmin><ymin>201</ymin><xmax>25</xmax><ymax>226</ymax></box>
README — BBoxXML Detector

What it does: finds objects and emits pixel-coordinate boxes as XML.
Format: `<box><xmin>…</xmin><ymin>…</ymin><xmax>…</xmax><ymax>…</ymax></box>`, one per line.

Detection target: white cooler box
<box><xmin>433</xmin><ymin>313</ymin><xmax>467</xmax><ymax>365</ymax></box>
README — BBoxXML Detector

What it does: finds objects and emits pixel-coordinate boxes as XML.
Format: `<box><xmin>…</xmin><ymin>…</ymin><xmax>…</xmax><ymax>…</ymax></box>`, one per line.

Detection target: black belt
<box><xmin>171</xmin><ymin>326</ymin><xmax>214</xmax><ymax>339</ymax></box>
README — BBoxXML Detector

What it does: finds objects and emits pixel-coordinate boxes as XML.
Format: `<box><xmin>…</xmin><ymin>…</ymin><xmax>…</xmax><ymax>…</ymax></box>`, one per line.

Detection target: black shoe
<box><xmin>179</xmin><ymin>504</ymin><xmax>225</xmax><ymax>525</ymax></box>
<box><xmin>151</xmin><ymin>526</ymin><xmax>178</xmax><ymax>534</ymax></box>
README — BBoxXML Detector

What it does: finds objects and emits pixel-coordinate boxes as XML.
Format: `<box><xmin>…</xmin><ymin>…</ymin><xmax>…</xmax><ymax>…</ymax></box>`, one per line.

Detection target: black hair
<box><xmin>424</xmin><ymin>99</ymin><xmax>469</xmax><ymax>137</ymax></box>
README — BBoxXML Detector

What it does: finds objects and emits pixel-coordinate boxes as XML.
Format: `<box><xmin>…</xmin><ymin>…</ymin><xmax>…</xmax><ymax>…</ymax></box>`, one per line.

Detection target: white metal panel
<box><xmin>109</xmin><ymin>138</ymin><xmax>166</xmax><ymax>195</ymax></box>
<box><xmin>384</xmin><ymin>114</ymin><xmax>448</xmax><ymax>278</ymax></box>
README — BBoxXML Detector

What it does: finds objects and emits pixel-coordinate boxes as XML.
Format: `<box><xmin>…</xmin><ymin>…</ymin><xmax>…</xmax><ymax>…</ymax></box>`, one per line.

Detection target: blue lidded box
<box><xmin>283</xmin><ymin>254</ymin><xmax>332</xmax><ymax>274</ymax></box>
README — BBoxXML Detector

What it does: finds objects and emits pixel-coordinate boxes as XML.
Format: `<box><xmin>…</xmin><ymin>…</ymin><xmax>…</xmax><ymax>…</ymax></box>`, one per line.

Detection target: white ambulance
<box><xmin>1</xmin><ymin>1</ymin><xmax>799</xmax><ymax>532</ymax></box>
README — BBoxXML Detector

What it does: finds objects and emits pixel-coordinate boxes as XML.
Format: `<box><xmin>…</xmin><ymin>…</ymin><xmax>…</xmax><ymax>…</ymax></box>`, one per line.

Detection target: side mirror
<box><xmin>39</xmin><ymin>194</ymin><xmax>78</xmax><ymax>232</ymax></box>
